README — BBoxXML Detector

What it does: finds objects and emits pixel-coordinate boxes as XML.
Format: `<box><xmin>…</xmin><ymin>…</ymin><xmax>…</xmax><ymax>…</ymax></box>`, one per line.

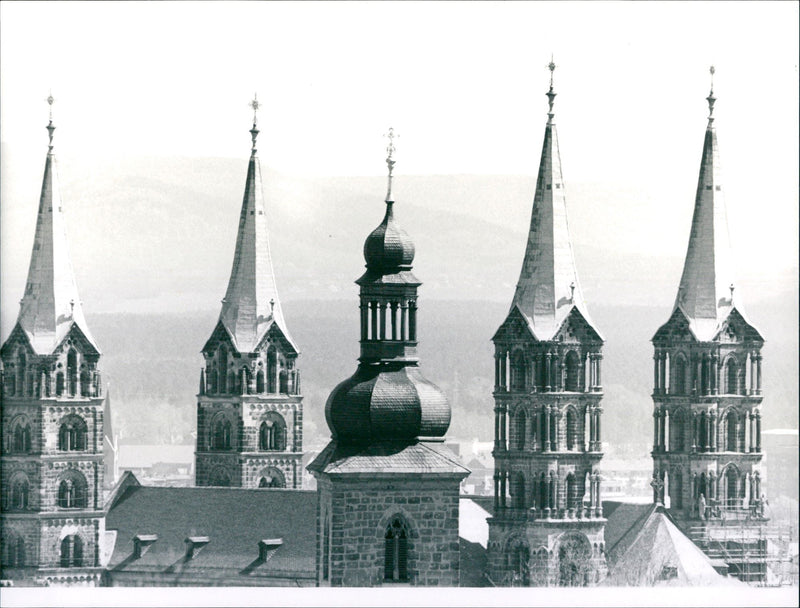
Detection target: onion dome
<box><xmin>325</xmin><ymin>363</ymin><xmax>450</xmax><ymax>444</ymax></box>
<box><xmin>363</xmin><ymin>201</ymin><xmax>415</xmax><ymax>274</ymax></box>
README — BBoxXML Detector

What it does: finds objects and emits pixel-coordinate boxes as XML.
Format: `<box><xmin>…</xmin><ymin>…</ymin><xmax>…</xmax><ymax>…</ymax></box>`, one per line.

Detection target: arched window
<box><xmin>671</xmin><ymin>471</ymin><xmax>683</xmax><ymax>509</ymax></box>
<box><xmin>566</xmin><ymin>474</ymin><xmax>578</xmax><ymax>510</ymax></box>
<box><xmin>384</xmin><ymin>517</ymin><xmax>409</xmax><ymax>582</ymax></box>
<box><xmin>724</xmin><ymin>467</ymin><xmax>739</xmax><ymax>505</ymax></box>
<box><xmin>512</xmin><ymin>473</ymin><xmax>526</xmax><ymax>509</ymax></box>
<box><xmin>3</xmin><ymin>534</ymin><xmax>26</xmax><ymax>568</ymax></box>
<box><xmin>17</xmin><ymin>350</ymin><xmax>27</xmax><ymax>396</ymax></box>
<box><xmin>566</xmin><ymin>409</ymin><xmax>577</xmax><ymax>451</ymax></box>
<box><xmin>279</xmin><ymin>369</ymin><xmax>289</xmax><ymax>394</ymax></box>
<box><xmin>257</xmin><ymin>467</ymin><xmax>285</xmax><ymax>488</ymax></box>
<box><xmin>507</xmin><ymin>538</ymin><xmax>530</xmax><ymax>586</ymax></box>
<box><xmin>80</xmin><ymin>370</ymin><xmax>90</xmax><ymax>397</ymax></box>
<box><xmin>672</xmin><ymin>356</ymin><xmax>686</xmax><ymax>395</ymax></box>
<box><xmin>670</xmin><ymin>411</ymin><xmax>686</xmax><ymax>452</ymax></box>
<box><xmin>11</xmin><ymin>476</ymin><xmax>30</xmax><ymax>510</ymax></box>
<box><xmin>510</xmin><ymin>352</ymin><xmax>526</xmax><ymax>392</ymax></box>
<box><xmin>212</xmin><ymin>418</ymin><xmax>233</xmax><ymax>450</ymax></box>
<box><xmin>218</xmin><ymin>346</ymin><xmax>229</xmax><ymax>394</ymax></box>
<box><xmin>564</xmin><ymin>351</ymin><xmax>580</xmax><ymax>392</ymax></box>
<box><xmin>725</xmin><ymin>358</ymin><xmax>738</xmax><ymax>395</ymax></box>
<box><xmin>267</xmin><ymin>347</ymin><xmax>278</xmax><ymax>394</ymax></box>
<box><xmin>67</xmin><ymin>348</ymin><xmax>78</xmax><ymax>397</ymax></box>
<box><xmin>12</xmin><ymin>420</ymin><xmax>32</xmax><ymax>453</ymax></box>
<box><xmin>6</xmin><ymin>367</ymin><xmax>16</xmax><ymax>396</ymax></box>
<box><xmin>57</xmin><ymin>472</ymin><xmax>88</xmax><ymax>508</ymax></box>
<box><xmin>259</xmin><ymin>414</ymin><xmax>286</xmax><ymax>451</ymax></box>
<box><xmin>538</xmin><ymin>473</ymin><xmax>547</xmax><ymax>510</ymax></box>
<box><xmin>256</xmin><ymin>369</ymin><xmax>265</xmax><ymax>394</ymax></box>
<box><xmin>726</xmin><ymin>411</ymin><xmax>738</xmax><ymax>451</ymax></box>
<box><xmin>56</xmin><ymin>371</ymin><xmax>65</xmax><ymax>397</ymax></box>
<box><xmin>515</xmin><ymin>410</ymin><xmax>526</xmax><ymax>450</ymax></box>
<box><xmin>60</xmin><ymin>535</ymin><xmax>83</xmax><ymax>567</ymax></box>
<box><xmin>58</xmin><ymin>416</ymin><xmax>88</xmax><ymax>451</ymax></box>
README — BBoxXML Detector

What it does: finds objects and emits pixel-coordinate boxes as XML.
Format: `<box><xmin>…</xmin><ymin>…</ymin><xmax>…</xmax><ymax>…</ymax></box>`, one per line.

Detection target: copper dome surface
<box><xmin>363</xmin><ymin>201</ymin><xmax>415</xmax><ymax>274</ymax></box>
<box><xmin>325</xmin><ymin>363</ymin><xmax>450</xmax><ymax>444</ymax></box>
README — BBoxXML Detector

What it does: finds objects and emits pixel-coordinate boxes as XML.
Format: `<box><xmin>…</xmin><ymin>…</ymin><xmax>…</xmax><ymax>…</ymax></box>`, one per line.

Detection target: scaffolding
<box><xmin>688</xmin><ymin>519</ymin><xmax>797</xmax><ymax>586</ymax></box>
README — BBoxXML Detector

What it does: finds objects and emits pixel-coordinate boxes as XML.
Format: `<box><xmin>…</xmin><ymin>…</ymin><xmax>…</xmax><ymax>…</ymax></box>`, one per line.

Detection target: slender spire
<box><xmin>217</xmin><ymin>100</ymin><xmax>296</xmax><ymax>353</ymax></box>
<box><xmin>673</xmin><ymin>68</ymin><xmax>750</xmax><ymax>340</ymax></box>
<box><xmin>13</xmin><ymin>94</ymin><xmax>98</xmax><ymax>354</ymax></box>
<box><xmin>384</xmin><ymin>127</ymin><xmax>397</xmax><ymax>202</ymax></box>
<box><xmin>510</xmin><ymin>64</ymin><xmax>601</xmax><ymax>341</ymax></box>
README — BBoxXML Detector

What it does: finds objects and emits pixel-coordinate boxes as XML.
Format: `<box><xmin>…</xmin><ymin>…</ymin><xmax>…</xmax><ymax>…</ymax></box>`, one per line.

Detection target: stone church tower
<box><xmin>487</xmin><ymin>63</ymin><xmax>607</xmax><ymax>587</ymax></box>
<box><xmin>196</xmin><ymin>99</ymin><xmax>303</xmax><ymax>489</ymax></box>
<box><xmin>308</xmin><ymin>131</ymin><xmax>469</xmax><ymax>587</ymax></box>
<box><xmin>651</xmin><ymin>69</ymin><xmax>767</xmax><ymax>581</ymax></box>
<box><xmin>0</xmin><ymin>99</ymin><xmax>106</xmax><ymax>586</ymax></box>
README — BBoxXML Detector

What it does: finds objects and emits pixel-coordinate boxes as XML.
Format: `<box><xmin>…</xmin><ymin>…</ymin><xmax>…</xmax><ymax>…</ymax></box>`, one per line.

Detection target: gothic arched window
<box><xmin>566</xmin><ymin>473</ymin><xmax>578</xmax><ymax>510</ymax></box>
<box><xmin>256</xmin><ymin>369</ymin><xmax>265</xmax><ymax>394</ymax></box>
<box><xmin>56</xmin><ymin>371</ymin><xmax>65</xmax><ymax>397</ymax></box>
<box><xmin>212</xmin><ymin>418</ymin><xmax>233</xmax><ymax>450</ymax></box>
<box><xmin>66</xmin><ymin>348</ymin><xmax>78</xmax><ymax>397</ymax></box>
<box><xmin>726</xmin><ymin>410</ymin><xmax>738</xmax><ymax>452</ymax></box>
<box><xmin>267</xmin><ymin>347</ymin><xmax>278</xmax><ymax>394</ymax></box>
<box><xmin>672</xmin><ymin>356</ymin><xmax>687</xmax><ymax>395</ymax></box>
<box><xmin>384</xmin><ymin>516</ymin><xmax>409</xmax><ymax>582</ymax></box>
<box><xmin>566</xmin><ymin>409</ymin><xmax>578</xmax><ymax>451</ymax></box>
<box><xmin>515</xmin><ymin>410</ymin><xmax>526</xmax><ymax>451</ymax></box>
<box><xmin>80</xmin><ymin>370</ymin><xmax>90</xmax><ymax>397</ymax></box>
<box><xmin>60</xmin><ymin>535</ymin><xmax>83</xmax><ymax>567</ymax></box>
<box><xmin>11</xmin><ymin>476</ymin><xmax>30</xmax><ymax>510</ymax></box>
<box><xmin>12</xmin><ymin>420</ymin><xmax>32</xmax><ymax>453</ymax></box>
<box><xmin>3</xmin><ymin>534</ymin><xmax>26</xmax><ymax>568</ymax></box>
<box><xmin>510</xmin><ymin>352</ymin><xmax>526</xmax><ymax>392</ymax></box>
<box><xmin>58</xmin><ymin>416</ymin><xmax>88</xmax><ymax>451</ymax></box>
<box><xmin>17</xmin><ymin>350</ymin><xmax>27</xmax><ymax>397</ymax></box>
<box><xmin>57</xmin><ymin>472</ymin><xmax>88</xmax><ymax>509</ymax></box>
<box><xmin>218</xmin><ymin>346</ymin><xmax>229</xmax><ymax>394</ymax></box>
<box><xmin>725</xmin><ymin>358</ymin><xmax>739</xmax><ymax>395</ymax></box>
<box><xmin>512</xmin><ymin>473</ymin><xmax>526</xmax><ymax>509</ymax></box>
<box><xmin>671</xmin><ymin>470</ymin><xmax>683</xmax><ymax>509</ymax></box>
<box><xmin>564</xmin><ymin>351</ymin><xmax>580</xmax><ymax>392</ymax></box>
<box><xmin>259</xmin><ymin>414</ymin><xmax>286</xmax><ymax>451</ymax></box>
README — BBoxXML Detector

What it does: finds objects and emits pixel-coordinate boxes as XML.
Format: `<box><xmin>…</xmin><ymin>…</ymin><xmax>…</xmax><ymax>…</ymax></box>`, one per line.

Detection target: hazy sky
<box><xmin>1</xmin><ymin>2</ymin><xmax>798</xmax><ymax>333</ymax></box>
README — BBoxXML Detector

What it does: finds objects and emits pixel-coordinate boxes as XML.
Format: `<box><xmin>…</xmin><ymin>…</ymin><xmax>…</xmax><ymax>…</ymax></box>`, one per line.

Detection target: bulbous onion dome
<box><xmin>325</xmin><ymin>363</ymin><xmax>451</xmax><ymax>444</ymax></box>
<box><xmin>363</xmin><ymin>201</ymin><xmax>415</xmax><ymax>274</ymax></box>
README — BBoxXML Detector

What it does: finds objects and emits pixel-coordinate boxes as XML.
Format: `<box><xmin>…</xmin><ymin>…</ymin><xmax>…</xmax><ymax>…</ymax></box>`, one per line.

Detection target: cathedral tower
<box><xmin>308</xmin><ymin>130</ymin><xmax>469</xmax><ymax>587</ymax></box>
<box><xmin>487</xmin><ymin>62</ymin><xmax>607</xmax><ymax>587</ymax></box>
<box><xmin>651</xmin><ymin>69</ymin><xmax>766</xmax><ymax>582</ymax></box>
<box><xmin>196</xmin><ymin>98</ymin><xmax>303</xmax><ymax>489</ymax></box>
<box><xmin>0</xmin><ymin>98</ymin><xmax>106</xmax><ymax>586</ymax></box>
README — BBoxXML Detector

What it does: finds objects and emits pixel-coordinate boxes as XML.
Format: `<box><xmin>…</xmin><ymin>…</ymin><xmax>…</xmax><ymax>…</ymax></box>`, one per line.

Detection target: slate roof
<box><xmin>215</xmin><ymin>132</ymin><xmax>296</xmax><ymax>354</ymax></box>
<box><xmin>667</xmin><ymin>87</ymin><xmax>762</xmax><ymax>343</ymax></box>
<box><xmin>308</xmin><ymin>440</ymin><xmax>470</xmax><ymax>477</ymax></box>
<box><xmin>603</xmin><ymin>503</ymin><xmax>742</xmax><ymax>587</ymax></box>
<box><xmin>11</xmin><ymin>120</ymin><xmax>99</xmax><ymax>355</ymax></box>
<box><xmin>105</xmin><ymin>480</ymin><xmax>316</xmax><ymax>583</ymax></box>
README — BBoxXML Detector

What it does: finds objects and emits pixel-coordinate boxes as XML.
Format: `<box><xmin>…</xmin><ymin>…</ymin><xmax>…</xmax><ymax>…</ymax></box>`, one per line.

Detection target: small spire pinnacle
<box><xmin>270</xmin><ymin>298</ymin><xmax>275</xmax><ymax>315</ymax></box>
<box><xmin>546</xmin><ymin>55</ymin><xmax>557</xmax><ymax>123</ymax></box>
<box><xmin>46</xmin><ymin>92</ymin><xmax>56</xmax><ymax>152</ymax></box>
<box><xmin>384</xmin><ymin>127</ymin><xmax>397</xmax><ymax>202</ymax></box>
<box><xmin>706</xmin><ymin>66</ymin><xmax>716</xmax><ymax>125</ymax></box>
<box><xmin>249</xmin><ymin>94</ymin><xmax>260</xmax><ymax>154</ymax></box>
<box><xmin>570</xmin><ymin>281</ymin><xmax>576</xmax><ymax>301</ymax></box>
<box><xmin>729</xmin><ymin>283</ymin><xmax>735</xmax><ymax>301</ymax></box>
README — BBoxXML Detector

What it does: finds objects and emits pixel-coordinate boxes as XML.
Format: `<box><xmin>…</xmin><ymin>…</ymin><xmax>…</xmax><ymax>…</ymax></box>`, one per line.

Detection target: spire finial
<box><xmin>46</xmin><ymin>91</ymin><xmax>56</xmax><ymax>152</ymax></box>
<box><xmin>570</xmin><ymin>281</ymin><xmax>576</xmax><ymax>301</ymax></box>
<box><xmin>729</xmin><ymin>283</ymin><xmax>735</xmax><ymax>302</ymax></box>
<box><xmin>384</xmin><ymin>127</ymin><xmax>397</xmax><ymax>202</ymax></box>
<box><xmin>546</xmin><ymin>55</ymin><xmax>557</xmax><ymax>123</ymax></box>
<box><xmin>249</xmin><ymin>94</ymin><xmax>260</xmax><ymax>154</ymax></box>
<box><xmin>706</xmin><ymin>66</ymin><xmax>716</xmax><ymax>125</ymax></box>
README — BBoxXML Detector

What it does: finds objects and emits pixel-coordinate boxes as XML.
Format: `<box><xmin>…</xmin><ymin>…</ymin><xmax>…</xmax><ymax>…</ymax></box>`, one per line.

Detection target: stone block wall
<box><xmin>320</xmin><ymin>477</ymin><xmax>462</xmax><ymax>587</ymax></box>
<box><xmin>39</xmin><ymin>516</ymin><xmax>103</xmax><ymax>568</ymax></box>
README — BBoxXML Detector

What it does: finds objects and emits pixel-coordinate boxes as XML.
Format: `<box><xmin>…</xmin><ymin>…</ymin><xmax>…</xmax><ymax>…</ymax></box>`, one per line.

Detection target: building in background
<box><xmin>195</xmin><ymin>100</ymin><xmax>304</xmax><ymax>490</ymax></box>
<box><xmin>0</xmin><ymin>101</ymin><xmax>107</xmax><ymax>586</ymax></box>
<box><xmin>650</xmin><ymin>69</ymin><xmax>769</xmax><ymax>583</ymax></box>
<box><xmin>308</xmin><ymin>132</ymin><xmax>470</xmax><ymax>587</ymax></box>
<box><xmin>486</xmin><ymin>63</ymin><xmax>607</xmax><ymax>587</ymax></box>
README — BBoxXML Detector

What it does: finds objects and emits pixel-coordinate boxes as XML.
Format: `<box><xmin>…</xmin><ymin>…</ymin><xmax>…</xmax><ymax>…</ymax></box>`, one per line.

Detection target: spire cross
<box><xmin>546</xmin><ymin>56</ymin><xmax>557</xmax><ymax>123</ymax></box>
<box><xmin>570</xmin><ymin>281</ymin><xmax>576</xmax><ymax>301</ymax></box>
<box><xmin>384</xmin><ymin>127</ymin><xmax>397</xmax><ymax>202</ymax></box>
<box><xmin>706</xmin><ymin>66</ymin><xmax>716</xmax><ymax>124</ymax></box>
<box><xmin>249</xmin><ymin>94</ymin><xmax>260</xmax><ymax>154</ymax></box>
<box><xmin>46</xmin><ymin>92</ymin><xmax>56</xmax><ymax>151</ymax></box>
<box><xmin>729</xmin><ymin>283</ymin><xmax>735</xmax><ymax>302</ymax></box>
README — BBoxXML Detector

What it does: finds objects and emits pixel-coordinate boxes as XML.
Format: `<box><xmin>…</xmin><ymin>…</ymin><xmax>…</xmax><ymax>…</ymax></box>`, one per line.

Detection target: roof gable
<box><xmin>553</xmin><ymin>306</ymin><xmax>603</xmax><ymax>344</ymax></box>
<box><xmin>713</xmin><ymin>307</ymin><xmax>764</xmax><ymax>343</ymax></box>
<box><xmin>653</xmin><ymin>308</ymin><xmax>695</xmax><ymax>343</ymax></box>
<box><xmin>492</xmin><ymin>305</ymin><xmax>537</xmax><ymax>344</ymax></box>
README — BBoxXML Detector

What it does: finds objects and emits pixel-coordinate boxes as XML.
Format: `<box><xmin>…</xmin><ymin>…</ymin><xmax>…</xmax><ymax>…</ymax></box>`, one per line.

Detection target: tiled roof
<box><xmin>105</xmin><ymin>483</ymin><xmax>316</xmax><ymax>583</ymax></box>
<box><xmin>669</xmin><ymin>94</ymin><xmax>761</xmax><ymax>343</ymax></box>
<box><xmin>308</xmin><ymin>440</ymin><xmax>470</xmax><ymax>477</ymax></box>
<box><xmin>11</xmin><ymin>125</ymin><xmax>99</xmax><ymax>355</ymax></box>
<box><xmin>603</xmin><ymin>503</ymin><xmax>741</xmax><ymax>586</ymax></box>
<box><xmin>509</xmin><ymin>96</ymin><xmax>601</xmax><ymax>342</ymax></box>
<box><xmin>216</xmin><ymin>147</ymin><xmax>296</xmax><ymax>354</ymax></box>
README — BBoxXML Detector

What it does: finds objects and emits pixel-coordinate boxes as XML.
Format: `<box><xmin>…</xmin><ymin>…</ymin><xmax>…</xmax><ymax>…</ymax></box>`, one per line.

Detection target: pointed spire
<box><xmin>217</xmin><ymin>100</ymin><xmax>296</xmax><ymax>353</ymax></box>
<box><xmin>510</xmin><ymin>64</ymin><xmax>601</xmax><ymax>341</ymax></box>
<box><xmin>13</xmin><ymin>95</ymin><xmax>99</xmax><ymax>354</ymax></box>
<box><xmin>384</xmin><ymin>127</ymin><xmax>397</xmax><ymax>202</ymax></box>
<box><xmin>673</xmin><ymin>69</ymin><xmax>751</xmax><ymax>340</ymax></box>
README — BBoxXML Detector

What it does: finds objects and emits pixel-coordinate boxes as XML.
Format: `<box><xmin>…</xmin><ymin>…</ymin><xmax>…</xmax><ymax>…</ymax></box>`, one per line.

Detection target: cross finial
<box><xmin>384</xmin><ymin>127</ymin><xmax>397</xmax><ymax>202</ymax></box>
<box><xmin>729</xmin><ymin>283</ymin><xmax>735</xmax><ymax>301</ymax></box>
<box><xmin>249</xmin><ymin>94</ymin><xmax>260</xmax><ymax>154</ymax></box>
<box><xmin>270</xmin><ymin>298</ymin><xmax>275</xmax><ymax>314</ymax></box>
<box><xmin>570</xmin><ymin>281</ymin><xmax>576</xmax><ymax>301</ymax></box>
<box><xmin>46</xmin><ymin>91</ymin><xmax>56</xmax><ymax>151</ymax></box>
<box><xmin>546</xmin><ymin>55</ymin><xmax>557</xmax><ymax>123</ymax></box>
<box><xmin>706</xmin><ymin>66</ymin><xmax>716</xmax><ymax>124</ymax></box>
